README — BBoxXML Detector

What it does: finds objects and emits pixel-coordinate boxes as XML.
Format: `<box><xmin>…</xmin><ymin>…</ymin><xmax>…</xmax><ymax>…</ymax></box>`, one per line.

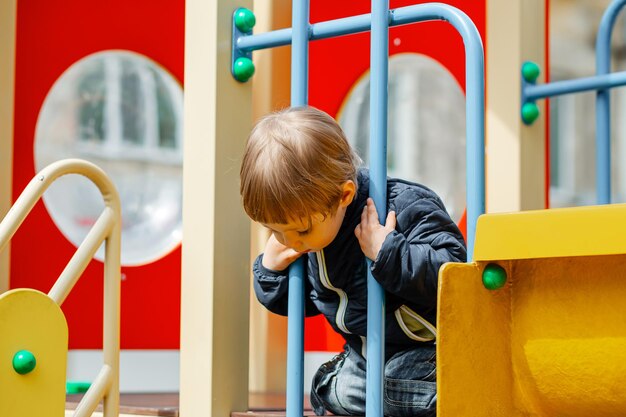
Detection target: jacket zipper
<box><xmin>316</xmin><ymin>250</ymin><xmax>351</xmax><ymax>334</ymax></box>
<box><xmin>394</xmin><ymin>305</ymin><xmax>437</xmax><ymax>342</ymax></box>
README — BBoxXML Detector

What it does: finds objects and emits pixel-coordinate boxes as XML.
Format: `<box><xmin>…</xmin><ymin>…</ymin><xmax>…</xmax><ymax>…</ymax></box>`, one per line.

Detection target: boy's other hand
<box><xmin>354</xmin><ymin>198</ymin><xmax>396</xmax><ymax>261</ymax></box>
<box><xmin>262</xmin><ymin>234</ymin><xmax>304</xmax><ymax>271</ymax></box>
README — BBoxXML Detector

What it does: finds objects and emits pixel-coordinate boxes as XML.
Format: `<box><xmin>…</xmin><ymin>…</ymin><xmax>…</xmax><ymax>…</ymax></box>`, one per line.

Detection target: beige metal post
<box><xmin>486</xmin><ymin>0</ymin><xmax>547</xmax><ymax>212</ymax></box>
<box><xmin>0</xmin><ymin>0</ymin><xmax>17</xmax><ymax>293</ymax></box>
<box><xmin>248</xmin><ymin>0</ymin><xmax>291</xmax><ymax>395</ymax></box>
<box><xmin>181</xmin><ymin>0</ymin><xmax>252</xmax><ymax>416</ymax></box>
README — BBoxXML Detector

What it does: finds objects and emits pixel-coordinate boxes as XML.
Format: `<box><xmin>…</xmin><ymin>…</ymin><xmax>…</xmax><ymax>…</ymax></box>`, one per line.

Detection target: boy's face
<box><xmin>263</xmin><ymin>181</ymin><xmax>356</xmax><ymax>253</ymax></box>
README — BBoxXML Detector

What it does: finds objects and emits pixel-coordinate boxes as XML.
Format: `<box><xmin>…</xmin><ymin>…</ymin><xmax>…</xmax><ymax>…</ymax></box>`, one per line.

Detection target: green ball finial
<box><xmin>482</xmin><ymin>263</ymin><xmax>507</xmax><ymax>290</ymax></box>
<box><xmin>522</xmin><ymin>61</ymin><xmax>540</xmax><ymax>83</ymax></box>
<box><xmin>521</xmin><ymin>102</ymin><xmax>540</xmax><ymax>125</ymax></box>
<box><xmin>13</xmin><ymin>350</ymin><xmax>36</xmax><ymax>375</ymax></box>
<box><xmin>233</xmin><ymin>57</ymin><xmax>255</xmax><ymax>82</ymax></box>
<box><xmin>234</xmin><ymin>8</ymin><xmax>256</xmax><ymax>33</ymax></box>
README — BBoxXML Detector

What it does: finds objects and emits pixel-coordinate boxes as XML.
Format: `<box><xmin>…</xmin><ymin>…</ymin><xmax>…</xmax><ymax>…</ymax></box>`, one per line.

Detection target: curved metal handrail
<box><xmin>0</xmin><ymin>159</ymin><xmax>121</xmax><ymax>417</ymax></box>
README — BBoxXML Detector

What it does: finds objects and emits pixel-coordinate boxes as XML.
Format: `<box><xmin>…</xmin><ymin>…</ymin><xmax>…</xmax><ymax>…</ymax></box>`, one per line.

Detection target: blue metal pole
<box><xmin>366</xmin><ymin>0</ymin><xmax>388</xmax><ymax>415</ymax></box>
<box><xmin>286</xmin><ymin>0</ymin><xmax>309</xmax><ymax>416</ymax></box>
<box><xmin>286</xmin><ymin>260</ymin><xmax>305</xmax><ymax>417</ymax></box>
<box><xmin>291</xmin><ymin>0</ymin><xmax>309</xmax><ymax>106</ymax></box>
<box><xmin>595</xmin><ymin>0</ymin><xmax>626</xmax><ymax>204</ymax></box>
<box><xmin>525</xmin><ymin>71</ymin><xmax>626</xmax><ymax>101</ymax></box>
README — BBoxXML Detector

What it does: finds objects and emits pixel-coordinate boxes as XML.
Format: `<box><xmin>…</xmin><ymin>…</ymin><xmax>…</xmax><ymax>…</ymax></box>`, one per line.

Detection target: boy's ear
<box><xmin>339</xmin><ymin>180</ymin><xmax>356</xmax><ymax>208</ymax></box>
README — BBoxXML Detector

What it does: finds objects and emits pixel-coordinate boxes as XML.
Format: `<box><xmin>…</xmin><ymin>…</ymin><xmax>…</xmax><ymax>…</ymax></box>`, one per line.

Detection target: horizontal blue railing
<box><xmin>525</xmin><ymin>71</ymin><xmax>626</xmax><ymax>101</ymax></box>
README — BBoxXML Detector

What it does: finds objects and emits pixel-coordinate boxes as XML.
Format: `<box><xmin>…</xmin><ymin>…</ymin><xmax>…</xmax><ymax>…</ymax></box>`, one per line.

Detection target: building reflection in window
<box><xmin>338</xmin><ymin>53</ymin><xmax>466</xmax><ymax>222</ymax></box>
<box><xmin>35</xmin><ymin>50</ymin><xmax>183</xmax><ymax>266</ymax></box>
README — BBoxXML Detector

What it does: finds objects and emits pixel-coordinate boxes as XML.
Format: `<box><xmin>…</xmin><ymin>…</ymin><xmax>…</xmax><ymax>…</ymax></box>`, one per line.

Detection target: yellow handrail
<box><xmin>0</xmin><ymin>158</ymin><xmax>121</xmax><ymax>417</ymax></box>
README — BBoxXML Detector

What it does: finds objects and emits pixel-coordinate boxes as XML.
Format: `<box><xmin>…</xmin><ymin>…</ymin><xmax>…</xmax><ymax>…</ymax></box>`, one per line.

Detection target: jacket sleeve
<box><xmin>253</xmin><ymin>254</ymin><xmax>321</xmax><ymax>317</ymax></box>
<box><xmin>370</xmin><ymin>196</ymin><xmax>466</xmax><ymax>307</ymax></box>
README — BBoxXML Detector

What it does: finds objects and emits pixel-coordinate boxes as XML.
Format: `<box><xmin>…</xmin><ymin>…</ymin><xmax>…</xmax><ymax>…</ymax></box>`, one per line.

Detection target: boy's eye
<box><xmin>297</xmin><ymin>229</ymin><xmax>311</xmax><ymax>236</ymax></box>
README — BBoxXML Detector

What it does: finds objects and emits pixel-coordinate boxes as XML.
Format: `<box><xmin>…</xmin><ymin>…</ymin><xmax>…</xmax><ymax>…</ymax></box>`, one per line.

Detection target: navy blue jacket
<box><xmin>253</xmin><ymin>169</ymin><xmax>466</xmax><ymax>357</ymax></box>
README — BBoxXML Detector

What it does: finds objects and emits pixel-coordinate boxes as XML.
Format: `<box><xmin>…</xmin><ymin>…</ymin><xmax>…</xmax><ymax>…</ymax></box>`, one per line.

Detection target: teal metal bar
<box><xmin>525</xmin><ymin>71</ymin><xmax>626</xmax><ymax>101</ymax></box>
<box><xmin>596</xmin><ymin>0</ymin><xmax>626</xmax><ymax>204</ymax></box>
<box><xmin>366</xmin><ymin>0</ymin><xmax>388</xmax><ymax>414</ymax></box>
<box><xmin>286</xmin><ymin>0</ymin><xmax>309</xmax><ymax>416</ymax></box>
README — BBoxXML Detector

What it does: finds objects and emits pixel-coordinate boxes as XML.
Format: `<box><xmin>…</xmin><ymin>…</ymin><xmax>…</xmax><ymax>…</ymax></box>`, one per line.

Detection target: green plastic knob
<box><xmin>521</xmin><ymin>102</ymin><xmax>540</xmax><ymax>125</ymax></box>
<box><xmin>234</xmin><ymin>8</ymin><xmax>256</xmax><ymax>33</ymax></box>
<box><xmin>522</xmin><ymin>61</ymin><xmax>540</xmax><ymax>83</ymax></box>
<box><xmin>13</xmin><ymin>350</ymin><xmax>36</xmax><ymax>375</ymax></box>
<box><xmin>233</xmin><ymin>57</ymin><xmax>255</xmax><ymax>82</ymax></box>
<box><xmin>482</xmin><ymin>263</ymin><xmax>507</xmax><ymax>290</ymax></box>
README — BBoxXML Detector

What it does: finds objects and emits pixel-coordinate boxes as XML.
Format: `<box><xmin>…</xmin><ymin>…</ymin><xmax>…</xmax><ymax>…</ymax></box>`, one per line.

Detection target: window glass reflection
<box><xmin>338</xmin><ymin>53</ymin><xmax>466</xmax><ymax>222</ymax></box>
<box><xmin>35</xmin><ymin>50</ymin><xmax>183</xmax><ymax>265</ymax></box>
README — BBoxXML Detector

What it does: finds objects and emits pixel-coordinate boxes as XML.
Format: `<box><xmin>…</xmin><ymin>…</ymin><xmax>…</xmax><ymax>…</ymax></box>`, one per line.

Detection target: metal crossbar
<box><xmin>0</xmin><ymin>159</ymin><xmax>121</xmax><ymax>417</ymax></box>
<box><xmin>232</xmin><ymin>2</ymin><xmax>485</xmax><ymax>416</ymax></box>
<box><xmin>521</xmin><ymin>0</ymin><xmax>626</xmax><ymax>205</ymax></box>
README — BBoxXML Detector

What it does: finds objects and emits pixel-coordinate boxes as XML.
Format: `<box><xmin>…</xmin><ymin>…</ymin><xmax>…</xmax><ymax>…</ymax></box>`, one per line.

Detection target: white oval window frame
<box><xmin>34</xmin><ymin>50</ymin><xmax>184</xmax><ymax>266</ymax></box>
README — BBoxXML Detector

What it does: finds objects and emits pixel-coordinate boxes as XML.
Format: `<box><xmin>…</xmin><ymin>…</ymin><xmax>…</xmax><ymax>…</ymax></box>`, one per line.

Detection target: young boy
<box><xmin>240</xmin><ymin>106</ymin><xmax>466</xmax><ymax>417</ymax></box>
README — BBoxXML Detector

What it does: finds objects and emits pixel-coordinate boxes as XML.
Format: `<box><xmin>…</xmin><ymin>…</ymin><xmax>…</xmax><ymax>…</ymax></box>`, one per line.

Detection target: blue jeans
<box><xmin>310</xmin><ymin>344</ymin><xmax>437</xmax><ymax>417</ymax></box>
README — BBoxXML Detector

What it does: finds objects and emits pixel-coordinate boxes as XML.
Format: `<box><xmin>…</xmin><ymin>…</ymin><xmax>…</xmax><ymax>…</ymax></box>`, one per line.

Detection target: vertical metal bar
<box><xmin>286</xmin><ymin>260</ymin><xmax>305</xmax><ymax>417</ymax></box>
<box><xmin>287</xmin><ymin>0</ymin><xmax>309</xmax><ymax>416</ymax></box>
<box><xmin>367</xmin><ymin>0</ymin><xmax>388</xmax><ymax>416</ymax></box>
<box><xmin>456</xmin><ymin>11</ymin><xmax>486</xmax><ymax>259</ymax></box>
<box><xmin>595</xmin><ymin>0</ymin><xmax>626</xmax><ymax>204</ymax></box>
<box><xmin>291</xmin><ymin>0</ymin><xmax>309</xmax><ymax>105</ymax></box>
<box><xmin>102</xmin><ymin>199</ymin><xmax>121</xmax><ymax>417</ymax></box>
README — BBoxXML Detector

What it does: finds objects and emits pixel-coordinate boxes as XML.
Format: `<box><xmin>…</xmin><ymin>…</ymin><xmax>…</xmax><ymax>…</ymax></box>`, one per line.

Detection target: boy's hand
<box><xmin>354</xmin><ymin>198</ymin><xmax>396</xmax><ymax>261</ymax></box>
<box><xmin>262</xmin><ymin>234</ymin><xmax>304</xmax><ymax>271</ymax></box>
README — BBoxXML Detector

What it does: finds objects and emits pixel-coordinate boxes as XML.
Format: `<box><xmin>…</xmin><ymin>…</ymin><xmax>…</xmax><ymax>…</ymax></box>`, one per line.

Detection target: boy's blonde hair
<box><xmin>240</xmin><ymin>106</ymin><xmax>360</xmax><ymax>225</ymax></box>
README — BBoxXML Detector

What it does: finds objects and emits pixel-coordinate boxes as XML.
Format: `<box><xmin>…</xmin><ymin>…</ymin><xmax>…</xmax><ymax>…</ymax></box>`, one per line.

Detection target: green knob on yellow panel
<box><xmin>522</xmin><ymin>61</ymin><xmax>540</xmax><ymax>83</ymax></box>
<box><xmin>521</xmin><ymin>102</ymin><xmax>540</xmax><ymax>125</ymax></box>
<box><xmin>482</xmin><ymin>263</ymin><xmax>507</xmax><ymax>290</ymax></box>
<box><xmin>233</xmin><ymin>57</ymin><xmax>255</xmax><ymax>82</ymax></box>
<box><xmin>13</xmin><ymin>350</ymin><xmax>36</xmax><ymax>375</ymax></box>
<box><xmin>234</xmin><ymin>8</ymin><xmax>256</xmax><ymax>33</ymax></box>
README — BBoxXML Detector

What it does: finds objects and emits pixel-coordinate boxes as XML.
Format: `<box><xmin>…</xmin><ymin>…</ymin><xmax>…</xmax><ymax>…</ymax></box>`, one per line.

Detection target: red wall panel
<box><xmin>12</xmin><ymin>0</ymin><xmax>184</xmax><ymax>349</ymax></box>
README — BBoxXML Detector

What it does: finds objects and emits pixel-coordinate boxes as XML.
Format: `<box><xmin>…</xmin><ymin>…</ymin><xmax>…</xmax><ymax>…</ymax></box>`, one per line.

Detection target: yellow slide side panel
<box><xmin>438</xmin><ymin>256</ymin><xmax>626</xmax><ymax>416</ymax></box>
<box><xmin>473</xmin><ymin>203</ymin><xmax>626</xmax><ymax>261</ymax></box>
<box><xmin>0</xmin><ymin>289</ymin><xmax>68</xmax><ymax>417</ymax></box>
<box><xmin>511</xmin><ymin>255</ymin><xmax>626</xmax><ymax>416</ymax></box>
<box><xmin>437</xmin><ymin>262</ymin><xmax>519</xmax><ymax>417</ymax></box>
